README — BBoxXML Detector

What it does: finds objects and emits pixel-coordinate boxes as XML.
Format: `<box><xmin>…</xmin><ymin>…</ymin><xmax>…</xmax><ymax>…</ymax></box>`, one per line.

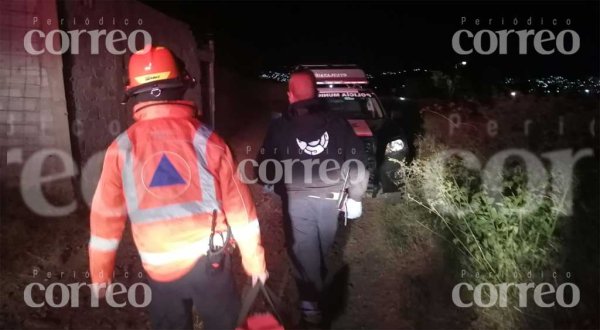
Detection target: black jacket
<box><xmin>257</xmin><ymin>98</ymin><xmax>368</xmax><ymax>199</ymax></box>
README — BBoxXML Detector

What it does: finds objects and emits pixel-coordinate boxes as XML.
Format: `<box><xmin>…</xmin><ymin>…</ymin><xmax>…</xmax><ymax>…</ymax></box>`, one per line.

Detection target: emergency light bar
<box><xmin>297</xmin><ymin>65</ymin><xmax>369</xmax><ymax>86</ymax></box>
<box><xmin>312</xmin><ymin>68</ymin><xmax>368</xmax><ymax>85</ymax></box>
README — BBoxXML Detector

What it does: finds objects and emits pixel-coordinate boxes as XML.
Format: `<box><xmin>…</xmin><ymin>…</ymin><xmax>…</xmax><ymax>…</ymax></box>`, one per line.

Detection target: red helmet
<box><xmin>124</xmin><ymin>45</ymin><xmax>195</xmax><ymax>100</ymax></box>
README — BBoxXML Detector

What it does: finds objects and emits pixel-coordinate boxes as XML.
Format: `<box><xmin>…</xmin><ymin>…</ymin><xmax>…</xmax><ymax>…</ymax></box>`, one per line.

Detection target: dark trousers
<box><xmin>147</xmin><ymin>256</ymin><xmax>240</xmax><ymax>330</ymax></box>
<box><xmin>286</xmin><ymin>195</ymin><xmax>339</xmax><ymax>303</ymax></box>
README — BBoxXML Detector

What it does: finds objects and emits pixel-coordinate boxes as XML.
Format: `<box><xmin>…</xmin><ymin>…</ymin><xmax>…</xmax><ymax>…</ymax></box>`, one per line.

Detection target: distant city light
<box><xmin>258</xmin><ymin>70</ymin><xmax>290</xmax><ymax>82</ymax></box>
<box><xmin>461</xmin><ymin>61</ymin><xmax>467</xmax><ymax>66</ymax></box>
<box><xmin>329</xmin><ymin>84</ymin><xmax>333</xmax><ymax>88</ymax></box>
<box><xmin>258</xmin><ymin>70</ymin><xmax>600</xmax><ymax>96</ymax></box>
<box><xmin>399</xmin><ymin>97</ymin><xmax>406</xmax><ymax>101</ymax></box>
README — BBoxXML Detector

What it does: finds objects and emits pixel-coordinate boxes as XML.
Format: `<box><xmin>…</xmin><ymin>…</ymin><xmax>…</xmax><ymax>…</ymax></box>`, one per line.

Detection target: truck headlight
<box><xmin>385</xmin><ymin>139</ymin><xmax>405</xmax><ymax>155</ymax></box>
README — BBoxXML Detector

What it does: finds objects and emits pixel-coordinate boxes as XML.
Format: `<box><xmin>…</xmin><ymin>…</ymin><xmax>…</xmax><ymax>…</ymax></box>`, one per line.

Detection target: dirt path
<box><xmin>328</xmin><ymin>198</ymin><xmax>410</xmax><ymax>329</ymax></box>
<box><xmin>323</xmin><ymin>198</ymin><xmax>471</xmax><ymax>330</ymax></box>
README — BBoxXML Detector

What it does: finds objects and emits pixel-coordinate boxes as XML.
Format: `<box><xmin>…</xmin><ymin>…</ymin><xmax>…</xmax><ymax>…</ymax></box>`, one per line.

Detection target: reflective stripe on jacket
<box><xmin>89</xmin><ymin>101</ymin><xmax>265</xmax><ymax>283</ymax></box>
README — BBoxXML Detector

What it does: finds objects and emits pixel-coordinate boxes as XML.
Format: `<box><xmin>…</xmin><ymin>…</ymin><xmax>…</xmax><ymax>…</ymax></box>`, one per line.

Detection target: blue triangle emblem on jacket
<box><xmin>149</xmin><ymin>154</ymin><xmax>186</xmax><ymax>187</ymax></box>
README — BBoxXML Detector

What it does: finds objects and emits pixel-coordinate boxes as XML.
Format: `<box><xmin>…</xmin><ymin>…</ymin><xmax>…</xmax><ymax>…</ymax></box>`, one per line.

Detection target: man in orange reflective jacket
<box><xmin>88</xmin><ymin>45</ymin><xmax>268</xmax><ymax>330</ymax></box>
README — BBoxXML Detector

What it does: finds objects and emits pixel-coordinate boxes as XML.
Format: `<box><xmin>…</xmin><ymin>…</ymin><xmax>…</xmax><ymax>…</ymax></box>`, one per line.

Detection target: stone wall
<box><xmin>0</xmin><ymin>0</ymin><xmax>73</xmax><ymax>199</ymax></box>
<box><xmin>1</xmin><ymin>0</ymin><xmax>204</xmax><ymax>211</ymax></box>
<box><xmin>59</xmin><ymin>0</ymin><xmax>202</xmax><ymax>163</ymax></box>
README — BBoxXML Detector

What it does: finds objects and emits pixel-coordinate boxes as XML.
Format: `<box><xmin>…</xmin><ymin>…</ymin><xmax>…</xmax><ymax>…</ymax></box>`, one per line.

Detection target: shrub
<box><xmin>391</xmin><ymin>136</ymin><xmax>568</xmax><ymax>329</ymax></box>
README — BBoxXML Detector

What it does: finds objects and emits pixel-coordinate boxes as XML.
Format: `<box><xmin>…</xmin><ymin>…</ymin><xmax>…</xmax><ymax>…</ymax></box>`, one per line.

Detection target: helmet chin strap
<box><xmin>122</xmin><ymin>67</ymin><xmax>196</xmax><ymax>105</ymax></box>
<box><xmin>130</xmin><ymin>86</ymin><xmax>187</xmax><ymax>106</ymax></box>
<box><xmin>122</xmin><ymin>75</ymin><xmax>194</xmax><ymax>105</ymax></box>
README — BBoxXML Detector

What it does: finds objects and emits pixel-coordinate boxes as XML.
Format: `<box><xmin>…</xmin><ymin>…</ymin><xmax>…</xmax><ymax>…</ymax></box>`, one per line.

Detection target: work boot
<box><xmin>300</xmin><ymin>301</ymin><xmax>323</xmax><ymax>327</ymax></box>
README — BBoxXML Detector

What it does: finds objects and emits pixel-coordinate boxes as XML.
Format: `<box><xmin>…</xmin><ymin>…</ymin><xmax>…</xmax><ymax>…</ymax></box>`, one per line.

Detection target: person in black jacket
<box><xmin>257</xmin><ymin>69</ymin><xmax>368</xmax><ymax>326</ymax></box>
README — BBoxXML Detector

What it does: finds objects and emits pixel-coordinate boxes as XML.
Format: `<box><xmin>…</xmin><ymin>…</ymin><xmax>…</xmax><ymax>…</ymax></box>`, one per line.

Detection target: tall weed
<box><xmin>391</xmin><ymin>136</ymin><xmax>568</xmax><ymax>328</ymax></box>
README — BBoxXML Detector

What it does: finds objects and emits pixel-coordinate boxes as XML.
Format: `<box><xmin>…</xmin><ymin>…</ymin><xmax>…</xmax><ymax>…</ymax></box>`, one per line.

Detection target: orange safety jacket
<box><xmin>89</xmin><ymin>100</ymin><xmax>265</xmax><ymax>283</ymax></box>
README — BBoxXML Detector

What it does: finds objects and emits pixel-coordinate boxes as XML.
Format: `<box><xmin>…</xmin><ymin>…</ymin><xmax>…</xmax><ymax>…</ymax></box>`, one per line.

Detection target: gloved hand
<box><xmin>345</xmin><ymin>198</ymin><xmax>362</xmax><ymax>219</ymax></box>
<box><xmin>251</xmin><ymin>271</ymin><xmax>269</xmax><ymax>286</ymax></box>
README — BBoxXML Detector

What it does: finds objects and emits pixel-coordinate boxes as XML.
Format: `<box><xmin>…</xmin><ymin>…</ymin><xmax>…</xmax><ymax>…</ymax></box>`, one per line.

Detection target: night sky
<box><xmin>144</xmin><ymin>1</ymin><xmax>599</xmax><ymax>77</ymax></box>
